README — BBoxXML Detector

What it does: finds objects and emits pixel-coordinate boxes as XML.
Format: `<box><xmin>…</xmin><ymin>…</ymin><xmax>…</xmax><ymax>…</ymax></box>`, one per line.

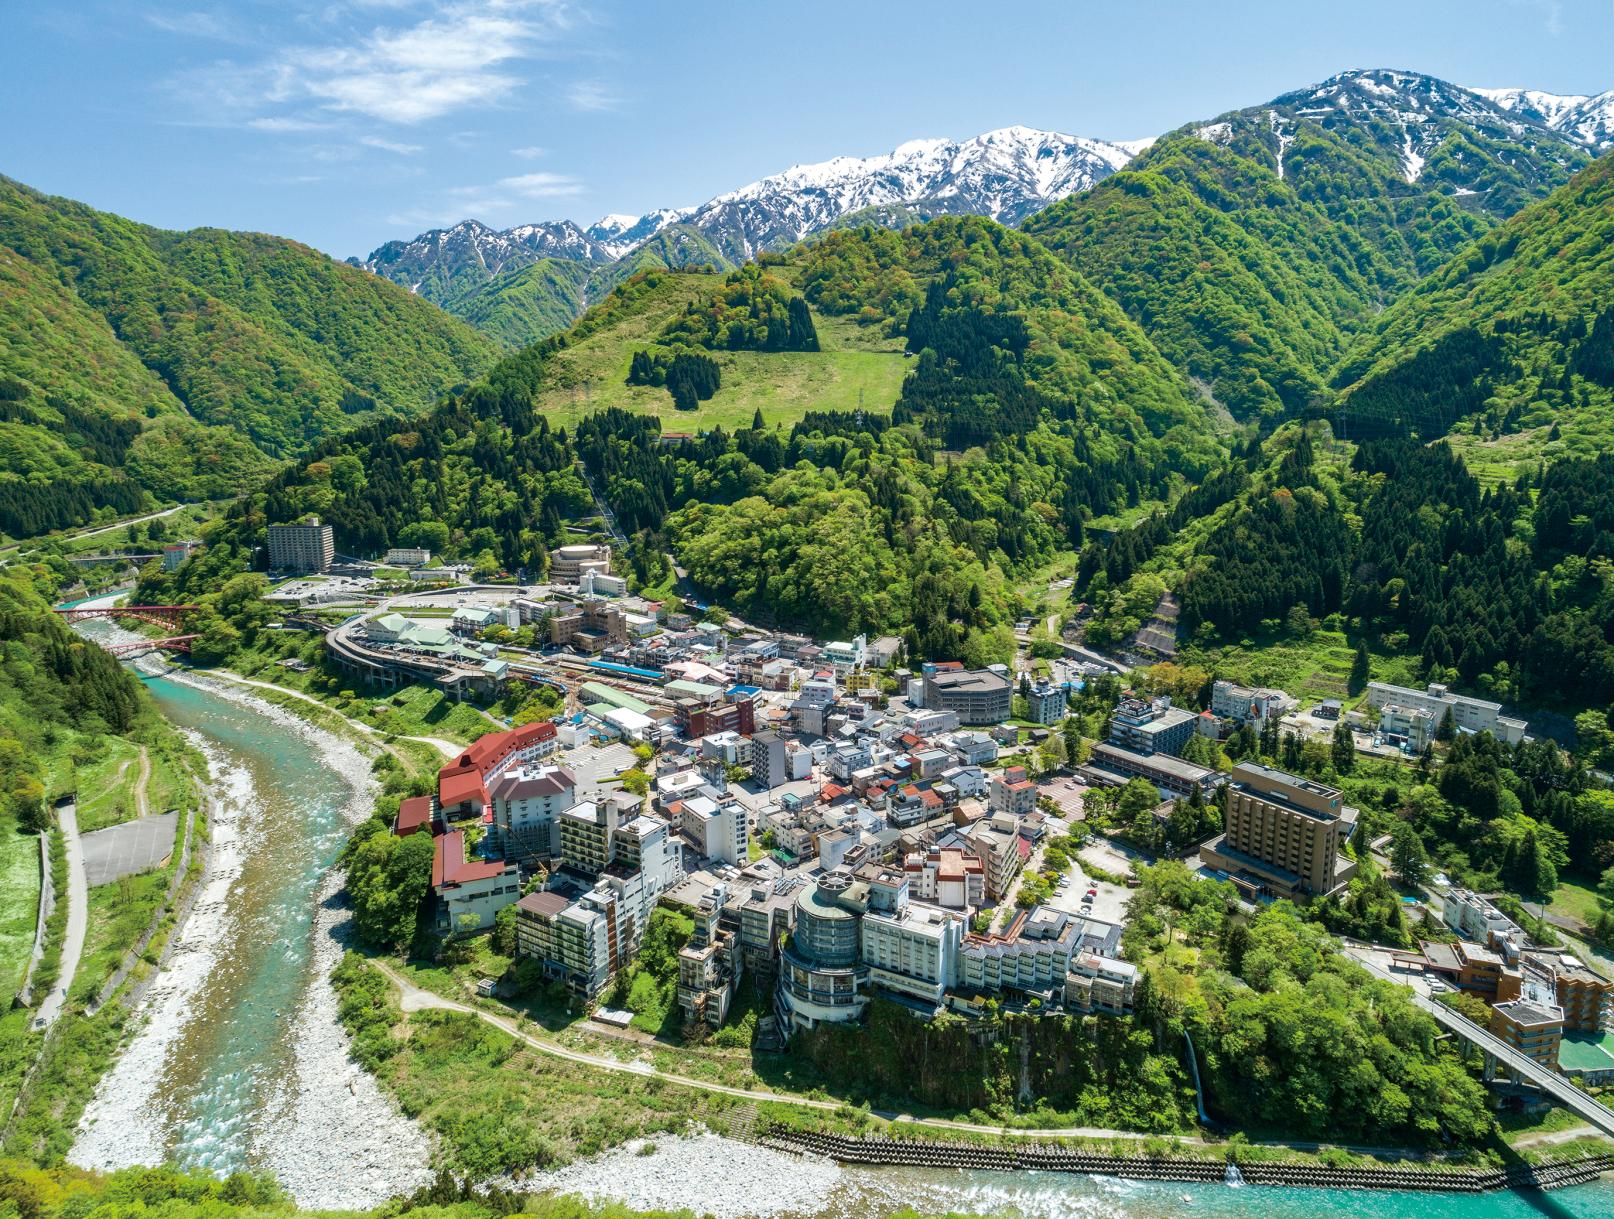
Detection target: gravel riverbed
<box><xmin>65</xmin><ymin>616</ymin><xmax>435</xmax><ymax>1206</ymax></box>
<box><xmin>523</xmin><ymin>1134</ymin><xmax>844</xmax><ymax>1219</ymax></box>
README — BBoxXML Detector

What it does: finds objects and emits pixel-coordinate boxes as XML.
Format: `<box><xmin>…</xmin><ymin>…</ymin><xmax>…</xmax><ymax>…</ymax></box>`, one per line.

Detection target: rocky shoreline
<box><xmin>254</xmin><ymin>869</ymin><xmax>435</xmax><ymax>1208</ymax></box>
<box><xmin>522</xmin><ymin>1133</ymin><xmax>845</xmax><ymax>1219</ymax></box>
<box><xmin>65</xmin><ymin>615</ymin><xmax>436</xmax><ymax>1207</ymax></box>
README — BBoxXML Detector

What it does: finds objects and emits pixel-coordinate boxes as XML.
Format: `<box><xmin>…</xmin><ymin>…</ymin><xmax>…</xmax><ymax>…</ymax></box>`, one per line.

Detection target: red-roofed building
<box><xmin>437</xmin><ymin>722</ymin><xmax>560</xmax><ymax>818</ymax></box>
<box><xmin>989</xmin><ymin>766</ymin><xmax>1037</xmax><ymax>817</ymax></box>
<box><xmin>394</xmin><ymin>795</ymin><xmax>435</xmax><ymax>838</ymax></box>
<box><xmin>905</xmin><ymin>846</ymin><xmax>986</xmax><ymax>911</ymax></box>
<box><xmin>432</xmin><ymin>830</ymin><xmax>520</xmax><ymax>931</ymax></box>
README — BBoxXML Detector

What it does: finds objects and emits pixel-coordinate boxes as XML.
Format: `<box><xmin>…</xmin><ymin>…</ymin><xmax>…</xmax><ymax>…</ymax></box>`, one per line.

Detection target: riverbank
<box><xmin>65</xmin><ymin>631</ymin><xmax>435</xmax><ymax>1207</ymax></box>
<box><xmin>253</xmin><ymin>871</ymin><xmax>434</xmax><ymax>1209</ymax></box>
<box><xmin>523</xmin><ymin>1133</ymin><xmax>843</xmax><ymax>1219</ymax></box>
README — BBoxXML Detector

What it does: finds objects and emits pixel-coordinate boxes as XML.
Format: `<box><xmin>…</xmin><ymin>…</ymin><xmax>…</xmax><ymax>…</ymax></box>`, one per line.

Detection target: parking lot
<box><xmin>1040</xmin><ymin>827</ymin><xmax>1132</xmax><ymax>925</ymax></box>
<box><xmin>1036</xmin><ymin>775</ymin><xmax>1085</xmax><ymax>820</ymax></box>
<box><xmin>81</xmin><ymin>812</ymin><xmax>179</xmax><ymax>886</ymax></box>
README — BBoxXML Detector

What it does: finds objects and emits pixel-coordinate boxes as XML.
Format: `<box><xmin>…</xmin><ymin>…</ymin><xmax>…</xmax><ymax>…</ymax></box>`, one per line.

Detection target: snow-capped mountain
<box><xmin>360</xmin><ymin>126</ymin><xmax>1144</xmax><ymax>302</ymax></box>
<box><xmin>1196</xmin><ymin>69</ymin><xmax>1593</xmax><ymax>196</ymax></box>
<box><xmin>670</xmin><ymin>126</ymin><xmax>1141</xmax><ymax>263</ymax></box>
<box><xmin>584</xmin><ymin>208</ymin><xmax>696</xmax><ymax>260</ymax></box>
<box><xmin>1475</xmin><ymin>86</ymin><xmax>1614</xmax><ymax>152</ymax></box>
<box><xmin>360</xmin><ymin>216</ymin><xmax>617</xmax><ymax>300</ymax></box>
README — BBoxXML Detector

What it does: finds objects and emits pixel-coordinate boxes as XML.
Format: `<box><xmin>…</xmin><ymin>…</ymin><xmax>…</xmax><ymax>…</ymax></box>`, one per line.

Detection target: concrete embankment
<box><xmin>761</xmin><ymin>1129</ymin><xmax>1614</xmax><ymax>1193</ymax></box>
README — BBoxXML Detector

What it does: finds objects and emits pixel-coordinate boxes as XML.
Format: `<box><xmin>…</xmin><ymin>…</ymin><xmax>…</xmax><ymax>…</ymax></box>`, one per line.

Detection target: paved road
<box><xmin>371</xmin><ymin>959</ymin><xmax>1211</xmax><ymax>1141</ymax></box>
<box><xmin>1</xmin><ymin>505</ymin><xmax>189</xmax><ymax>559</ymax></box>
<box><xmin>35</xmin><ymin>804</ymin><xmax>87</xmax><ymax>1029</ymax></box>
<box><xmin>372</xmin><ymin>959</ymin><xmax>1507</xmax><ymax>1158</ymax></box>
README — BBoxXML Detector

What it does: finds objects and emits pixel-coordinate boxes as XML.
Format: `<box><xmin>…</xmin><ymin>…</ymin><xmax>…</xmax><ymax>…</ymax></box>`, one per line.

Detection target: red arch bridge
<box><xmin>103</xmin><ymin>635</ymin><xmax>199</xmax><ymax>657</ymax></box>
<box><xmin>56</xmin><ymin>605</ymin><xmax>201</xmax><ymax>657</ymax></box>
<box><xmin>55</xmin><ymin>604</ymin><xmax>199</xmax><ymax>630</ymax></box>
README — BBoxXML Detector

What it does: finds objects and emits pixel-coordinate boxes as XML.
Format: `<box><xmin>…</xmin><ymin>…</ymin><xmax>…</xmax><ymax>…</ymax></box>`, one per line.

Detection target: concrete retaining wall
<box><xmin>760</xmin><ymin>1129</ymin><xmax>1614</xmax><ymax>1193</ymax></box>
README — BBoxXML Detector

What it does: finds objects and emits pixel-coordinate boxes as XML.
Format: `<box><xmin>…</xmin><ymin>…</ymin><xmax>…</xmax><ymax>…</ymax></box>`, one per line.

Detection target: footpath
<box><xmin>34</xmin><ymin>803</ymin><xmax>86</xmax><ymax>1030</ymax></box>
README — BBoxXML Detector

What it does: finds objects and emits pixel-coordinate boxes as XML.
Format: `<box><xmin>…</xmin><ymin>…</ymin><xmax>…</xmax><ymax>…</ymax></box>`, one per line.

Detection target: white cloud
<box><xmin>248</xmin><ymin>116</ymin><xmax>329</xmax><ymax>132</ymax></box>
<box><xmin>511</xmin><ymin>145</ymin><xmax>546</xmax><ymax>158</ymax></box>
<box><xmin>360</xmin><ymin>134</ymin><xmax>424</xmax><ymax>154</ymax></box>
<box><xmin>384</xmin><ymin>163</ymin><xmax>585</xmax><ymax>230</ymax></box>
<box><xmin>496</xmin><ymin>171</ymin><xmax>583</xmax><ymax>197</ymax></box>
<box><xmin>165</xmin><ymin>3</ymin><xmax>582</xmax><ymax>127</ymax></box>
<box><xmin>1507</xmin><ymin>0</ymin><xmax>1564</xmax><ymax>34</ymax></box>
<box><xmin>145</xmin><ymin>10</ymin><xmax>241</xmax><ymax>41</ymax></box>
<box><xmin>564</xmin><ymin>79</ymin><xmax>620</xmax><ymax>112</ymax></box>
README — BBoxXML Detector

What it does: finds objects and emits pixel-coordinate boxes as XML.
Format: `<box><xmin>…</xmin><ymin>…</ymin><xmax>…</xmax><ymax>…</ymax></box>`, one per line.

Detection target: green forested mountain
<box><xmin>1022</xmin><ymin>69</ymin><xmax>1589</xmax><ymax>422</ymax></box>
<box><xmin>447</xmin><ymin>258</ymin><xmax>593</xmax><ymax>348</ymax></box>
<box><xmin>0</xmin><ymin>175</ymin><xmax>499</xmax><ymax>538</ymax></box>
<box><xmin>1337</xmin><ymin>151</ymin><xmax>1614</xmax><ymax>449</ymax></box>
<box><xmin>150</xmin><ymin>215</ymin><xmax>1219</xmax><ymax>657</ymax></box>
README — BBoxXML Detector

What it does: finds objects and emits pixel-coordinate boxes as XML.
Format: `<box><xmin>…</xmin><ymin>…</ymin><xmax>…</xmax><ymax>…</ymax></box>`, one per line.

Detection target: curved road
<box><xmin>199</xmin><ymin>670</ymin><xmax>462</xmax><ymax>761</ymax></box>
<box><xmin>35</xmin><ymin>803</ymin><xmax>87</xmax><ymax>1029</ymax></box>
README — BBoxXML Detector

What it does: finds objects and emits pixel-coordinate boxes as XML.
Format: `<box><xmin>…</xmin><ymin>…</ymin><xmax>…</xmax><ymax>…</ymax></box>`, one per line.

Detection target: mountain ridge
<box><xmin>359</xmin><ymin>69</ymin><xmax>1606</xmax><ymax>352</ymax></box>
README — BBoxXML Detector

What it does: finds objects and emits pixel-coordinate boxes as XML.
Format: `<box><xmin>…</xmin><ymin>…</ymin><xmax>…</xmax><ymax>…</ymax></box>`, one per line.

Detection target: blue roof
<box><xmin>726</xmin><ymin>684</ymin><xmax>762</xmax><ymax>699</ymax></box>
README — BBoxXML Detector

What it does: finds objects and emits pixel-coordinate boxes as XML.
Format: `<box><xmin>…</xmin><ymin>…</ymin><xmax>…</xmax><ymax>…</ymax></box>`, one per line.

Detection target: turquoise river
<box><xmin>63</xmin><ymin>613</ymin><xmax>1614</xmax><ymax>1219</ymax></box>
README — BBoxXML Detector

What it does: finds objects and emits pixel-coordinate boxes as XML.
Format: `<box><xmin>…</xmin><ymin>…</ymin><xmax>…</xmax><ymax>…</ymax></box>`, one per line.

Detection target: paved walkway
<box><xmin>35</xmin><ymin>804</ymin><xmax>87</xmax><ymax>1029</ymax></box>
<box><xmin>133</xmin><ymin>746</ymin><xmax>150</xmax><ymax>818</ymax></box>
<box><xmin>202</xmin><ymin>670</ymin><xmax>461</xmax><ymax>760</ymax></box>
<box><xmin>371</xmin><ymin>960</ymin><xmax>1212</xmax><ymax>1143</ymax></box>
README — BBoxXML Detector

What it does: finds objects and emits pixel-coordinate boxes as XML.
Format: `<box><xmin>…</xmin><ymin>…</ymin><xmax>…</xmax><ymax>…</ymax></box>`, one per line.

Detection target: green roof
<box><xmin>1558</xmin><ymin>1030</ymin><xmax>1614</xmax><ymax>1074</ymax></box>
<box><xmin>666</xmin><ymin>679</ymin><xmax>721</xmax><ymax>699</ymax></box>
<box><xmin>577</xmin><ymin>682</ymin><xmax>652</xmax><ymax>715</ymax></box>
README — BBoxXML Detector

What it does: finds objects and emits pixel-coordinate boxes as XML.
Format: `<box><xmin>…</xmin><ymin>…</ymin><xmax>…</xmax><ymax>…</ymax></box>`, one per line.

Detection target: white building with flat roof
<box><xmin>1367</xmin><ymin>681</ymin><xmax>1527</xmax><ymax>744</ymax></box>
<box><xmin>861</xmin><ymin>901</ymin><xmax>964</xmax><ymax>1006</ymax></box>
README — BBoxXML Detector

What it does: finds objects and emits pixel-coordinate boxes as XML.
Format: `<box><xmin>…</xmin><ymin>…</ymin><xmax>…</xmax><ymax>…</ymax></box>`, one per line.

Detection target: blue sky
<box><xmin>2</xmin><ymin>0</ymin><xmax>1611</xmax><ymax>259</ymax></box>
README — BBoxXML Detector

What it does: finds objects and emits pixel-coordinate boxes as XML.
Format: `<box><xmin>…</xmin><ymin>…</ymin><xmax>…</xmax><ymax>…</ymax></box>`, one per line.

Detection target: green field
<box><xmin>1183</xmin><ymin>622</ymin><xmax>1423</xmax><ymax>709</ymax></box>
<box><xmin>531</xmin><ymin>273</ymin><xmax>909</xmax><ymax>431</ymax></box>
<box><xmin>1548</xmin><ymin>878</ymin><xmax>1603</xmax><ymax>931</ymax></box>
<box><xmin>0</xmin><ymin>824</ymin><xmax>41</xmax><ymax>1005</ymax></box>
<box><xmin>70</xmin><ymin>738</ymin><xmax>145</xmax><ymax>834</ymax></box>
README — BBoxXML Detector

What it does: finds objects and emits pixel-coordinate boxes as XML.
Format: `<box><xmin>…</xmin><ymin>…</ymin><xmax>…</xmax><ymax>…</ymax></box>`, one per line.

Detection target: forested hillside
<box><xmin>1337</xmin><ymin>151</ymin><xmax>1614</xmax><ymax>453</ymax></box>
<box><xmin>1079</xmin><ymin>423</ymin><xmax>1614</xmax><ymax>713</ymax></box>
<box><xmin>1022</xmin><ymin>131</ymin><xmax>1489</xmax><ymax>420</ymax></box>
<box><xmin>151</xmin><ymin>215</ymin><xmax>1223</xmax><ymax>660</ymax></box>
<box><xmin>0</xmin><ymin>175</ymin><xmax>498</xmax><ymax>539</ymax></box>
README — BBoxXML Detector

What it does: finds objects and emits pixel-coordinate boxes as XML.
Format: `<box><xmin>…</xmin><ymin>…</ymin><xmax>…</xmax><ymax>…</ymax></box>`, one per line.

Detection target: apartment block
<box><xmin>550</xmin><ymin>599</ymin><xmax>628</xmax><ymax>652</ymax></box>
<box><xmin>903</xmin><ymin>847</ymin><xmax>986</xmax><ymax>911</ymax></box>
<box><xmin>860</xmin><ymin>897</ymin><xmax>964</xmax><ymax>1008</ymax></box>
<box><xmin>1198</xmin><ymin>762</ymin><xmax>1356</xmax><ymax>899</ymax></box>
<box><xmin>1210</xmin><ymin>680</ymin><xmax>1294</xmax><ymax>726</ymax></box>
<box><xmin>1490</xmin><ymin>996</ymin><xmax>1565</xmax><ymax>1072</ymax></box>
<box><xmin>958</xmin><ymin>907</ymin><xmax>1079</xmax><ymax>999</ymax></box>
<box><xmin>431</xmin><ymin>830</ymin><xmax>520</xmax><ymax>931</ymax></box>
<box><xmin>1377</xmin><ymin>702</ymin><xmax>1439</xmax><ymax>751</ymax></box>
<box><xmin>267</xmin><ymin>519</ymin><xmax>334</xmax><ymax>573</ymax></box>
<box><xmin>750</xmin><ymin>730</ymin><xmax>788</xmax><ymax>790</ymax></box>
<box><xmin>1024</xmin><ymin>679</ymin><xmax>1067</xmax><ymax>726</ymax></box>
<box><xmin>989</xmin><ymin>766</ymin><xmax>1037</xmax><ymax>817</ymax></box>
<box><xmin>1080</xmin><ymin>742</ymin><xmax>1221</xmax><ymax>800</ymax></box>
<box><xmin>1064</xmin><ymin>952</ymin><xmax>1140</xmax><ymax>1015</ymax></box>
<box><xmin>488</xmin><ymin>764</ymin><xmax>576</xmax><ymax>860</ymax></box>
<box><xmin>1108</xmin><ymin>695</ymin><xmax>1195</xmax><ymax>757</ymax></box>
